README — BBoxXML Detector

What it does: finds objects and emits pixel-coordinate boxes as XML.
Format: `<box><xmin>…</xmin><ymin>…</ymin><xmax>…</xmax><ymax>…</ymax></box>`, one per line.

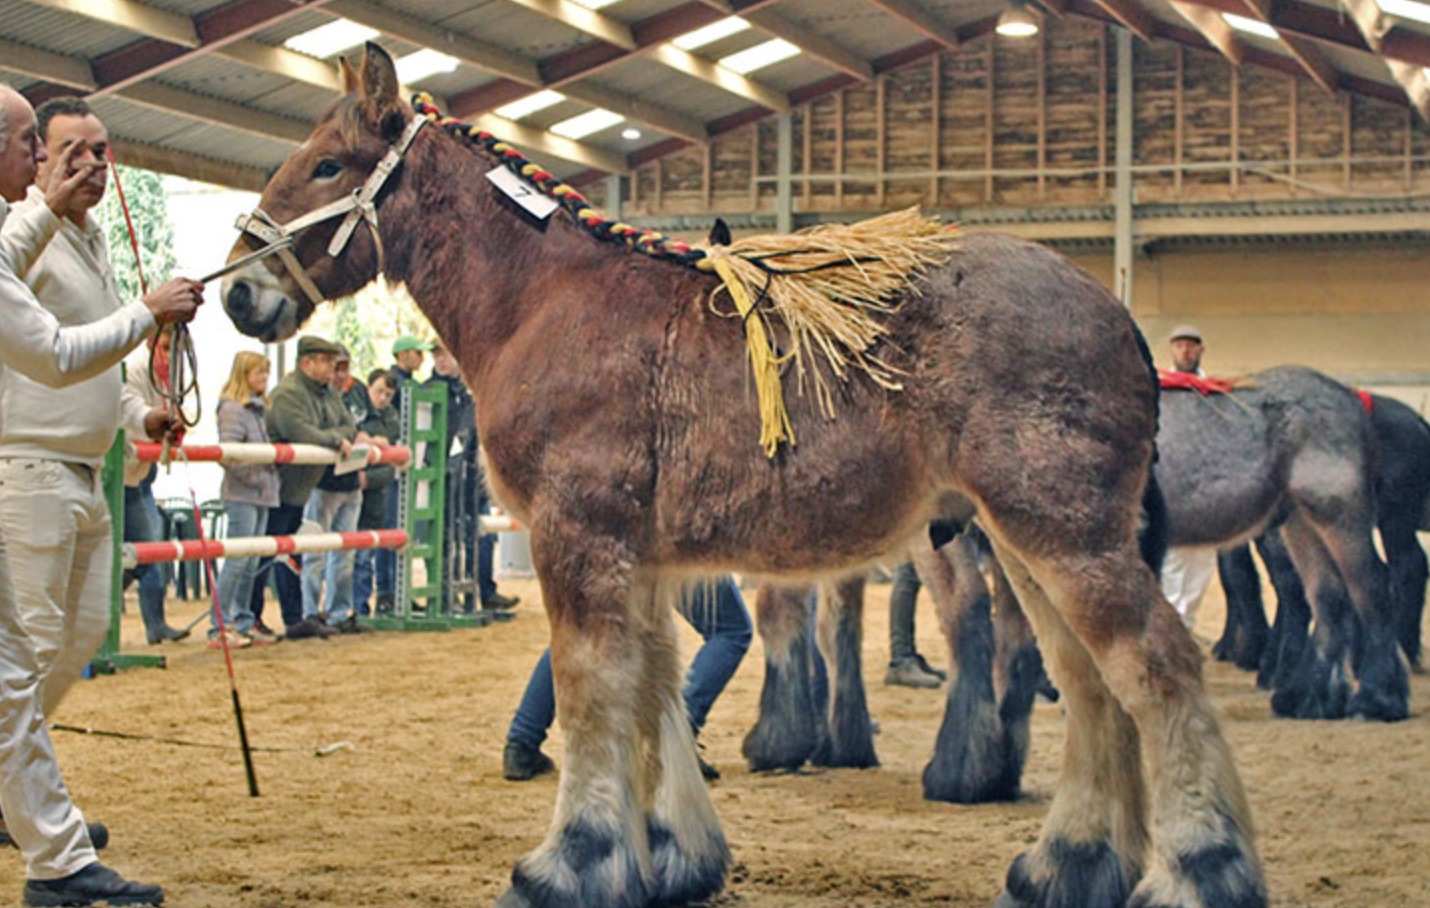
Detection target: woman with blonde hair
<box><xmin>211</xmin><ymin>351</ymin><xmax>281</xmax><ymax>647</ymax></box>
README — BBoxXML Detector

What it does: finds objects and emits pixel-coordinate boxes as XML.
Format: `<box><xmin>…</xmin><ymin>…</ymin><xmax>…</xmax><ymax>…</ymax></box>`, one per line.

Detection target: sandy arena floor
<box><xmin>1</xmin><ymin>573</ymin><xmax>1427</xmax><ymax>908</ymax></box>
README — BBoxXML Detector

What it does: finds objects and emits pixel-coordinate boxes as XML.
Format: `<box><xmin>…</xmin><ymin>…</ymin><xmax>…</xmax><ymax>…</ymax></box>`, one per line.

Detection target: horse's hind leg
<box><xmin>638</xmin><ymin>580</ymin><xmax>730</xmax><ymax>906</ymax></box>
<box><xmin>1268</xmin><ymin>517</ymin><xmax>1354</xmax><ymax>720</ymax></box>
<box><xmin>742</xmin><ymin>584</ymin><xmax>823</xmax><ymax>772</ymax></box>
<box><xmin>1255</xmin><ymin>530</ymin><xmax>1310</xmax><ymax>691</ymax></box>
<box><xmin>921</xmin><ymin>534</ymin><xmax>1024</xmax><ymax>803</ymax></box>
<box><xmin>989</xmin><ymin>548</ymin><xmax>1146</xmax><ymax>908</ymax></box>
<box><xmin>1001</xmin><ymin>540</ymin><xmax>1267</xmax><ymax>908</ymax></box>
<box><xmin>1214</xmin><ymin>545</ymin><xmax>1268</xmax><ymax>672</ymax></box>
<box><xmin>811</xmin><ymin>575</ymin><xmax>879</xmax><ymax>768</ymax></box>
<box><xmin>500</xmin><ymin>546</ymin><xmax>659</xmax><ymax>908</ymax></box>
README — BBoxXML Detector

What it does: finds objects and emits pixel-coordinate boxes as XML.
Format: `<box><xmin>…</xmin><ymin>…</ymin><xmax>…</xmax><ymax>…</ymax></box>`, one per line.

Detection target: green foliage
<box><xmin>99</xmin><ymin>164</ymin><xmax>176</xmax><ymax>304</ymax></box>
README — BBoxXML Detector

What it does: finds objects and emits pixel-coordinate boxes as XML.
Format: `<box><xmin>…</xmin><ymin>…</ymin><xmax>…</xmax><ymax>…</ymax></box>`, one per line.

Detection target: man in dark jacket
<box><xmin>423</xmin><ymin>343</ymin><xmax>518</xmax><ymax>615</ymax></box>
<box><xmin>261</xmin><ymin>335</ymin><xmax>357</xmax><ymax>640</ymax></box>
<box><xmin>354</xmin><ymin>368</ymin><xmax>402</xmax><ymax>616</ymax></box>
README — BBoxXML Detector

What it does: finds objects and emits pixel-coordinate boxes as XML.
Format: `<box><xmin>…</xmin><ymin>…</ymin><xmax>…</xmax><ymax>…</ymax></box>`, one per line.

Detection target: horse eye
<box><xmin>311</xmin><ymin>159</ymin><xmax>343</xmax><ymax>180</ymax></box>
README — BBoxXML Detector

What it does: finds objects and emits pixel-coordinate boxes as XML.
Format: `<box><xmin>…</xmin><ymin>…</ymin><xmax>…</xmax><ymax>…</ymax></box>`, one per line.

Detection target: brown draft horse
<box><xmin>220</xmin><ymin>45</ymin><xmax>1265</xmax><ymax>908</ymax></box>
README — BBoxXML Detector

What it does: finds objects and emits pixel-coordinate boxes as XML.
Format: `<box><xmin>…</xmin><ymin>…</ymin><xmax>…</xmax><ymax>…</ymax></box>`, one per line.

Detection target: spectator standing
<box><xmin>262</xmin><ymin>335</ymin><xmax>356</xmax><ymax>640</ymax></box>
<box><xmin>299</xmin><ymin>344</ymin><xmax>370</xmax><ymax>634</ymax></box>
<box><xmin>389</xmin><ymin>334</ymin><xmax>429</xmax><ymax>385</ymax></box>
<box><xmin>883</xmin><ymin>561</ymin><xmax>947</xmax><ymax>688</ymax></box>
<box><xmin>210</xmin><ymin>351</ymin><xmax>280</xmax><ymax>648</ymax></box>
<box><xmin>423</xmin><ymin>343</ymin><xmax>518</xmax><ymax>614</ymax></box>
<box><xmin>0</xmin><ymin>83</ymin><xmax>200</xmax><ymax>908</ymax></box>
<box><xmin>122</xmin><ymin>326</ymin><xmax>189</xmax><ymax>645</ymax></box>
<box><xmin>1159</xmin><ymin>324</ymin><xmax>1218</xmax><ymax>631</ymax></box>
<box><xmin>354</xmin><ymin>368</ymin><xmax>401</xmax><ymax>616</ymax></box>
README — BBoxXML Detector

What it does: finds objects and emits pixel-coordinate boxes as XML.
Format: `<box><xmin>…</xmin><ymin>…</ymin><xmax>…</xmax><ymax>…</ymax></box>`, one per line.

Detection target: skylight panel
<box><xmin>283</xmin><ymin>19</ymin><xmax>379</xmax><ymax>58</ymax></box>
<box><xmin>1379</xmin><ymin>0</ymin><xmax>1430</xmax><ymax>25</ymax></box>
<box><xmin>550</xmin><ymin>108</ymin><xmax>625</xmax><ymax>140</ymax></box>
<box><xmin>396</xmin><ymin>49</ymin><xmax>460</xmax><ymax>84</ymax></box>
<box><xmin>495</xmin><ymin>91</ymin><xmax>567</xmax><ymax>121</ymax></box>
<box><xmin>1222</xmin><ymin>14</ymin><xmax>1280</xmax><ymax>40</ymax></box>
<box><xmin>719</xmin><ymin>38</ymin><xmax>801</xmax><ymax>74</ymax></box>
<box><xmin>672</xmin><ymin>17</ymin><xmax>751</xmax><ymax>51</ymax></box>
<box><xmin>569</xmin><ymin>0</ymin><xmax>624</xmax><ymax>8</ymax></box>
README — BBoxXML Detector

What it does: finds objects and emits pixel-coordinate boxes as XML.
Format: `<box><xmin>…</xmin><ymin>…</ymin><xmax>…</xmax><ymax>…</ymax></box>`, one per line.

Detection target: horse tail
<box><xmin>1139</xmin><ymin>468</ymin><xmax>1169</xmax><ymax>575</ymax></box>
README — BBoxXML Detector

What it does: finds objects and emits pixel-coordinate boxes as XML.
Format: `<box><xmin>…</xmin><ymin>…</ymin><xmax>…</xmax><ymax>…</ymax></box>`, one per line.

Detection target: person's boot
<box><xmin>913</xmin><ymin>652</ymin><xmax>947</xmax><ymax>681</ymax></box>
<box><xmin>139</xmin><ymin>587</ymin><xmax>186</xmax><ymax>645</ymax></box>
<box><xmin>884</xmin><ymin>655</ymin><xmax>943</xmax><ymax>688</ymax></box>
<box><xmin>502</xmin><ymin>742</ymin><xmax>555</xmax><ymax>781</ymax></box>
<box><xmin>23</xmin><ymin>861</ymin><xmax>162</xmax><ymax>907</ymax></box>
<box><xmin>483</xmin><ymin>591</ymin><xmax>520</xmax><ymax>611</ymax></box>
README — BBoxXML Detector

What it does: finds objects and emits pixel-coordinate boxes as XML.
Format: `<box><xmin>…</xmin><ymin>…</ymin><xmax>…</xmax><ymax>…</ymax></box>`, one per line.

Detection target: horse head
<box><xmin>221</xmin><ymin>43</ymin><xmax>414</xmax><ymax>341</ymax></box>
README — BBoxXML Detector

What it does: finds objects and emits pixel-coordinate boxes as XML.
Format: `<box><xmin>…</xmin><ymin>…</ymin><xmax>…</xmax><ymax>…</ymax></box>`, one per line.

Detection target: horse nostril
<box><xmin>225</xmin><ymin>281</ymin><xmax>253</xmax><ymax>318</ymax></box>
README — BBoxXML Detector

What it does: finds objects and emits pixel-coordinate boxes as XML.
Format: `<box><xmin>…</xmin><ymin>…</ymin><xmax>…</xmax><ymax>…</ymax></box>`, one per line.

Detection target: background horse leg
<box><xmin>1382</xmin><ymin>514</ymin><xmax>1428</xmax><ymax>672</ymax></box>
<box><xmin>1254</xmin><ymin>530</ymin><xmax>1310</xmax><ymax>692</ymax></box>
<box><xmin>1269</xmin><ymin>518</ymin><xmax>1354</xmax><ymax>720</ymax></box>
<box><xmin>1214</xmin><ymin>545</ymin><xmax>1269</xmax><ymax>672</ymax></box>
<box><xmin>989</xmin><ymin>551</ymin><xmax>1042</xmax><ymax>795</ymax></box>
<box><xmin>990</xmin><ymin>547</ymin><xmax>1147</xmax><ymax>908</ymax></box>
<box><xmin>1290</xmin><ymin>509</ymin><xmax>1409</xmax><ymax>721</ymax></box>
<box><xmin>500</xmin><ymin>537</ymin><xmax>657</xmax><ymax>908</ymax></box>
<box><xmin>637</xmin><ymin>580</ymin><xmax>730</xmax><ymax>907</ymax></box>
<box><xmin>742</xmin><ymin>584</ymin><xmax>823</xmax><ymax>772</ymax></box>
<box><xmin>811</xmin><ymin>575</ymin><xmax>878</xmax><ymax>769</ymax></box>
<box><xmin>920</xmin><ymin>534</ymin><xmax>1023</xmax><ymax>803</ymax></box>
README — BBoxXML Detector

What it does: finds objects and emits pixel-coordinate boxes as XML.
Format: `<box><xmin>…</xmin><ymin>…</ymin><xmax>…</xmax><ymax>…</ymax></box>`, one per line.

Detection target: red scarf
<box><xmin>1158</xmin><ymin>369</ymin><xmax>1235</xmax><ymax>395</ymax></box>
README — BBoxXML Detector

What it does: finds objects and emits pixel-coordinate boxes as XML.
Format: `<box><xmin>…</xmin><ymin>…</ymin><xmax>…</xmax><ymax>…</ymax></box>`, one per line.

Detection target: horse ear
<box><xmin>338</xmin><ymin>56</ymin><xmax>360</xmax><ymax>95</ymax></box>
<box><xmin>360</xmin><ymin>41</ymin><xmax>400</xmax><ymax>113</ymax></box>
<box><xmin>709</xmin><ymin>217</ymin><xmax>732</xmax><ymax>246</ymax></box>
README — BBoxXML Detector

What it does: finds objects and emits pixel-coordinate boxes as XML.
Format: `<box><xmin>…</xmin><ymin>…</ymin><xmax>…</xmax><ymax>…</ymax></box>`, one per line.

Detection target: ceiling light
<box><xmin>621</xmin><ymin>127</ymin><xmax>642</xmax><ymax>140</ymax></box>
<box><xmin>672</xmin><ymin>17</ymin><xmax>751</xmax><ymax>51</ymax></box>
<box><xmin>395</xmin><ymin>49</ymin><xmax>460</xmax><ymax>84</ymax></box>
<box><xmin>1379</xmin><ymin>0</ymin><xmax>1430</xmax><ymax>25</ymax></box>
<box><xmin>283</xmin><ymin>19</ymin><xmax>379</xmax><ymax>58</ymax></box>
<box><xmin>1222</xmin><ymin>13</ymin><xmax>1279</xmax><ymax>39</ymax></box>
<box><xmin>495</xmin><ymin>90</ymin><xmax>567</xmax><ymax>121</ymax></box>
<box><xmin>719</xmin><ymin>38</ymin><xmax>800</xmax><ymax>74</ymax></box>
<box><xmin>996</xmin><ymin>3</ymin><xmax>1040</xmax><ymax>37</ymax></box>
<box><xmin>551</xmin><ymin>108</ymin><xmax>624</xmax><ymax>139</ymax></box>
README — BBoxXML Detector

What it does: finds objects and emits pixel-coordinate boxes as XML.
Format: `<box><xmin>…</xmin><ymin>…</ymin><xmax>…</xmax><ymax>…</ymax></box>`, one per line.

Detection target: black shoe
<box><xmin>336</xmin><ymin>617</ymin><xmax>369</xmax><ymax>635</ymax></box>
<box><xmin>480</xmin><ymin>609</ymin><xmax>516</xmax><ymax>623</ymax></box>
<box><xmin>502</xmin><ymin>742</ymin><xmax>555</xmax><ymax>781</ymax></box>
<box><xmin>284</xmin><ymin>618</ymin><xmax>332</xmax><ymax>641</ymax></box>
<box><xmin>23</xmin><ymin>861</ymin><xmax>162</xmax><ymax>907</ymax></box>
<box><xmin>145</xmin><ymin>625</ymin><xmax>189</xmax><ymax>645</ymax></box>
<box><xmin>482</xmin><ymin>591</ymin><xmax>520</xmax><ymax>611</ymax></box>
<box><xmin>913</xmin><ymin>653</ymin><xmax>948</xmax><ymax>681</ymax></box>
<box><xmin>1</xmin><ymin>821</ymin><xmax>106</xmax><ymax>851</ymax></box>
<box><xmin>373</xmin><ymin>594</ymin><xmax>395</xmax><ymax>616</ymax></box>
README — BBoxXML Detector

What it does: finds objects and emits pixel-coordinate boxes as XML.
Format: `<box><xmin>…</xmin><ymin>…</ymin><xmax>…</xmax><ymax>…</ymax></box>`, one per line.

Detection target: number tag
<box><xmin>486</xmin><ymin>166</ymin><xmax>559</xmax><ymax>220</ymax></box>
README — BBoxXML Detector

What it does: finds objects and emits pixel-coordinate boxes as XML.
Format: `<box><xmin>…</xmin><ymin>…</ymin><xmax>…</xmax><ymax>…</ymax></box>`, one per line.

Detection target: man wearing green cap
<box><xmin>390</xmin><ymin>335</ymin><xmax>430</xmax><ymax>385</ymax></box>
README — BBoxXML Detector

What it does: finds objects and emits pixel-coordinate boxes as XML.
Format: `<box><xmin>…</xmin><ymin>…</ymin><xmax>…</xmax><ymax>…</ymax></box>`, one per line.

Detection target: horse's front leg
<box><xmin>1214</xmin><ymin>545</ymin><xmax>1269</xmax><ymax>672</ymax></box>
<box><xmin>499</xmin><ymin>532</ymin><xmax>659</xmax><ymax>908</ymax></box>
<box><xmin>743</xmin><ymin>584</ymin><xmax>824</xmax><ymax>771</ymax></box>
<box><xmin>1255</xmin><ymin>530</ymin><xmax>1310</xmax><ymax>691</ymax></box>
<box><xmin>638</xmin><ymin>579</ymin><xmax>730</xmax><ymax>906</ymax></box>
<box><xmin>812</xmin><ymin>575</ymin><xmax>878</xmax><ymax>768</ymax></box>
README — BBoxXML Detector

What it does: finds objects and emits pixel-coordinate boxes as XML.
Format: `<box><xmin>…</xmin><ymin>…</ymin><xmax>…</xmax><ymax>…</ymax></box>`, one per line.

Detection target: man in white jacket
<box><xmin>0</xmin><ymin>97</ymin><xmax>185</xmax><ymax>719</ymax></box>
<box><xmin>0</xmin><ymin>85</ymin><xmax>201</xmax><ymax>907</ymax></box>
<box><xmin>1159</xmin><ymin>324</ymin><xmax>1219</xmax><ymax>632</ymax></box>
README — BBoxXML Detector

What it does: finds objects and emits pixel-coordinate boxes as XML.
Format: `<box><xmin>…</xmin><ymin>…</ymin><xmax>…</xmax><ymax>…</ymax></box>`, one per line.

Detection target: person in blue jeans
<box><xmin>503</xmin><ymin>575</ymin><xmax>752</xmax><ymax>782</ymax></box>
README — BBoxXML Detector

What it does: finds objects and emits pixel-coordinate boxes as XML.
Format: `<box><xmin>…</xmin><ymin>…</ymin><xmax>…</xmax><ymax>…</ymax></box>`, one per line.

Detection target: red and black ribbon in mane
<box><xmin>411</xmin><ymin>93</ymin><xmax>710</xmax><ymax>269</ymax></box>
<box><xmin>1157</xmin><ymin>370</ymin><xmax>1236</xmax><ymax>395</ymax></box>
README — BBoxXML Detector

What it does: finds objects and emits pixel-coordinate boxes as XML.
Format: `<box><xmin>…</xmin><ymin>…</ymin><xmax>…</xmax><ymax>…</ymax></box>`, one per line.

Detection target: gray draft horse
<box><xmin>1216</xmin><ymin>392</ymin><xmax>1430</xmax><ymax>692</ymax></box>
<box><xmin>219</xmin><ymin>45</ymin><xmax>1265</xmax><ymax>908</ymax></box>
<box><xmin>1156</xmin><ymin>367</ymin><xmax>1410</xmax><ymax>721</ymax></box>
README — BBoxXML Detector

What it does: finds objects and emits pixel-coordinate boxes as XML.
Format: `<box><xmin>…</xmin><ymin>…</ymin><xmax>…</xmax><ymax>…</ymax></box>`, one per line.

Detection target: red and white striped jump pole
<box><xmin>132</xmin><ymin>442</ymin><xmax>411</xmax><ymax>466</ymax></box>
<box><xmin>123</xmin><ymin>529</ymin><xmax>409</xmax><ymax>569</ymax></box>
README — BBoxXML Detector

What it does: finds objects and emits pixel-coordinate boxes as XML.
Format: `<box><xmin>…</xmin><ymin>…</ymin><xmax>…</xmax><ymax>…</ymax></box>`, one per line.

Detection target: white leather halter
<box><xmin>211</xmin><ymin>115</ymin><xmax>426</xmax><ymax>303</ymax></box>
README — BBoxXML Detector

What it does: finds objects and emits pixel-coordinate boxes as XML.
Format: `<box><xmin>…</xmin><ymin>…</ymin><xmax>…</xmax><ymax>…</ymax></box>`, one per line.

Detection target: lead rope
<box><xmin>109</xmin><ymin>160</ymin><xmax>254</xmax><ymax>794</ymax></box>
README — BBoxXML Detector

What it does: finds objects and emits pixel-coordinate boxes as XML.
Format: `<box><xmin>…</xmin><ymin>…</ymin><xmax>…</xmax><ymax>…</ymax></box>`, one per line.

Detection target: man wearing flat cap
<box><xmin>1160</xmin><ymin>323</ymin><xmax>1217</xmax><ymax>631</ymax></box>
<box><xmin>261</xmin><ymin>335</ymin><xmax>357</xmax><ymax>640</ymax></box>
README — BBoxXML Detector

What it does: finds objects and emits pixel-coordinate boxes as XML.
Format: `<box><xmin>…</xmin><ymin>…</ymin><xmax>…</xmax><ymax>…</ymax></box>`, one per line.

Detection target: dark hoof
<box><xmin>1349</xmin><ymin>686</ymin><xmax>1410</xmax><ymax>722</ymax></box>
<box><xmin>509</xmin><ymin>822</ymin><xmax>651</xmax><ymax>908</ymax></box>
<box><xmin>742</xmin><ymin>715</ymin><xmax>816</xmax><ymax>772</ymax></box>
<box><xmin>1270</xmin><ymin>657</ymin><xmax>1350</xmax><ymax>720</ymax></box>
<box><xmin>809</xmin><ymin>719</ymin><xmax>878</xmax><ymax>769</ymax></box>
<box><xmin>995</xmin><ymin>839</ymin><xmax>1131</xmax><ymax>908</ymax></box>
<box><xmin>923</xmin><ymin>705</ymin><xmax>1020</xmax><ymax>804</ymax></box>
<box><xmin>1128</xmin><ymin>843</ymin><xmax>1267</xmax><ymax>908</ymax></box>
<box><xmin>648</xmin><ymin>820</ymin><xmax>730</xmax><ymax>906</ymax></box>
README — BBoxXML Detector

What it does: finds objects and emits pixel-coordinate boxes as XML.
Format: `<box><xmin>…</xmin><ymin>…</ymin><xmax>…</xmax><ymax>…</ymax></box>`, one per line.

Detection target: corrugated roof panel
<box><xmin>779</xmin><ymin>0</ymin><xmax>953</xmax><ymax>59</ymax></box>
<box><xmin>249</xmin><ymin>8</ymin><xmax>348</xmax><ymax>47</ymax></box>
<box><xmin>0</xmin><ymin>0</ymin><xmax>139</xmax><ymax>59</ymax></box>
<box><xmin>428</xmin><ymin>1</ymin><xmax>591</xmax><ymax>58</ymax></box>
<box><xmin>162</xmin><ymin>56</ymin><xmax>295</xmax><ymax>105</ymax></box>
<box><xmin>241</xmin><ymin>82</ymin><xmax>338</xmax><ymax>122</ymax></box>
<box><xmin>600</xmin><ymin>0</ymin><xmax>686</xmax><ymax>25</ymax></box>
<box><xmin>593</xmin><ymin>57</ymin><xmax>751</xmax><ymax>123</ymax></box>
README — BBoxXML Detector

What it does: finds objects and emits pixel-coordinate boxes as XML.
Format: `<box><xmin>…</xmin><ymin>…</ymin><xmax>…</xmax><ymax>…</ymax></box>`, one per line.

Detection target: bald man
<box><xmin>0</xmin><ymin>84</ymin><xmax>200</xmax><ymax>908</ymax></box>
